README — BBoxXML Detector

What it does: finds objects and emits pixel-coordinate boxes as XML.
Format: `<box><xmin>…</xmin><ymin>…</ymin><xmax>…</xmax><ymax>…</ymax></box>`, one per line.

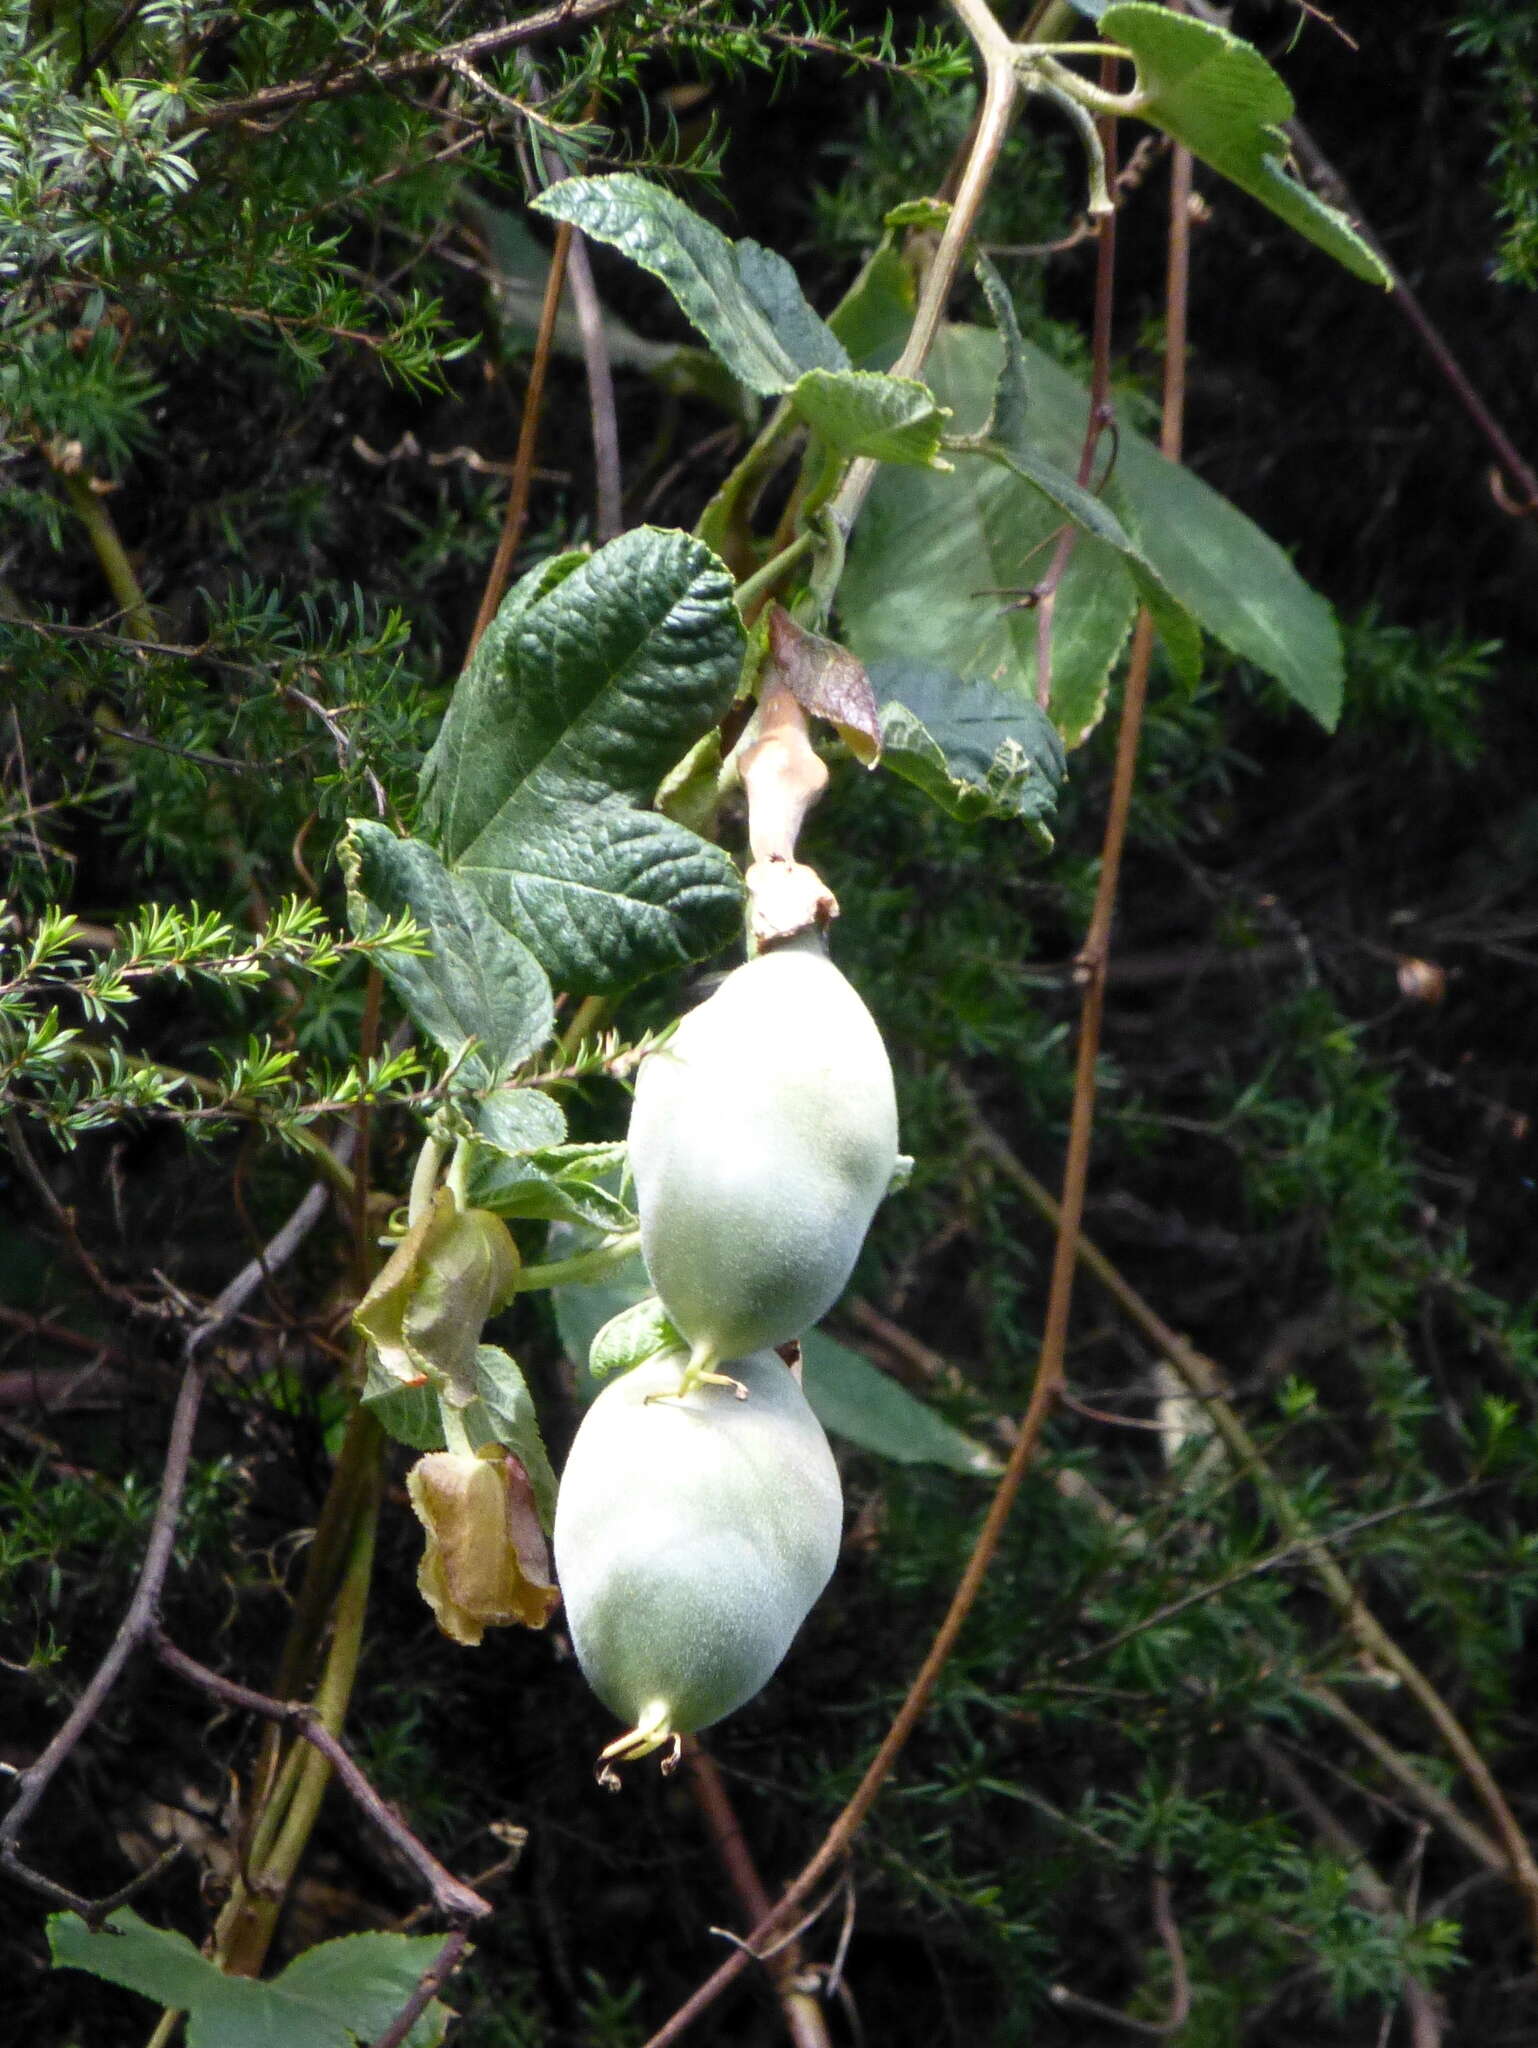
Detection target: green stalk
<box><xmin>215</xmin><ymin>1438</ymin><xmax>381</xmax><ymax>1980</ymax></box>
<box><xmin>56</xmin><ymin>470</ymin><xmax>156</xmax><ymax>640</ymax></box>
<box><xmin>512</xmin><ymin>1231</ymin><xmax>641</xmax><ymax>1292</ymax></box>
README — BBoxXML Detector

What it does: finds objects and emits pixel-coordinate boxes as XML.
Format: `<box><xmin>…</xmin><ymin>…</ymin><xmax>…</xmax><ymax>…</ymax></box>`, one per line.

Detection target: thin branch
<box><xmin>52</xmin><ymin>469</ymin><xmax>156</xmax><ymax>641</ymax></box>
<box><xmin>530</xmin><ymin>84</ymin><xmax>623</xmax><ymax>544</ymax></box>
<box><xmin>0</xmin><ymin>1345</ymin><xmax>211</xmax><ymax>1919</ymax></box>
<box><xmin>153</xmin><ymin>1635</ymin><xmax>492</xmax><ymax>1924</ymax></box>
<box><xmin>1048</xmin><ymin>1491</ymin><xmax>1479</xmax><ymax>1677</ymax></box>
<box><xmin>192</xmin><ymin>1</ymin><xmax>631</xmax><ymax>133</ymax></box>
<box><xmin>3</xmin><ymin>1111</ymin><xmax>142</xmax><ymax>1312</ymax></box>
<box><xmin>1300</xmin><ymin>1680</ymin><xmax>1506</xmax><ymax>1877</ymax></box>
<box><xmin>1047</xmin><ymin>1871</ymin><xmax>1191</xmax><ymax>2035</ymax></box>
<box><xmin>369</xmin><ymin>1927</ymin><xmax>473</xmax><ymax>2048</ymax></box>
<box><xmin>826</xmin><ymin>0</ymin><xmax>1020</xmax><ymax>543</ymax></box>
<box><xmin>0</xmin><ymin>1140</ymin><xmax>352</xmax><ymax>1916</ymax></box>
<box><xmin>1035</xmin><ymin>54</ymin><xmax>1121</xmax><ymax>710</ymax></box>
<box><xmin>564</xmin><ymin>225</ymin><xmax>624</xmax><ymax>542</ymax></box>
<box><xmin>1253</xmin><ymin>1734</ymin><xmax>1444</xmax><ymax>2048</ymax></box>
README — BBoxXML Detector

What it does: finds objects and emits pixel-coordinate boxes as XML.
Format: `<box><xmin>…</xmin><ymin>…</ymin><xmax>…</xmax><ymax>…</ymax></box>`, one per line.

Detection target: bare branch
<box><xmin>153</xmin><ymin>1635</ymin><xmax>493</xmax><ymax>1925</ymax></box>
<box><xmin>0</xmin><ymin>1138</ymin><xmax>353</xmax><ymax>1916</ymax></box>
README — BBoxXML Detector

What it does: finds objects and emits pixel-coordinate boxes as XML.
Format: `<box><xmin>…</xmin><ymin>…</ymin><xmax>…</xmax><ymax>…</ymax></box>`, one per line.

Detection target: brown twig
<box><xmin>153</xmin><ymin>1634</ymin><xmax>492</xmax><ymax>1924</ymax></box>
<box><xmin>0</xmin><ymin>1343</ymin><xmax>212</xmax><ymax>1919</ymax></box>
<box><xmin>1276</xmin><ymin>116</ymin><xmax>1538</xmax><ymax>518</ymax></box>
<box><xmin>1035</xmin><ymin>57</ymin><xmax>1121</xmax><ymax>711</ymax></box>
<box><xmin>466</xmin><ymin>210</ymin><xmax>571</xmax><ymax>655</ymax></box>
<box><xmin>1299</xmin><ymin>1680</ymin><xmax>1505</xmax><ymax>1877</ymax></box>
<box><xmin>686</xmin><ymin>1744</ymin><xmax>831</xmax><ymax>2048</ymax></box>
<box><xmin>3</xmin><ymin>1111</ymin><xmax>142</xmax><ymax>1313</ymax></box>
<box><xmin>1048</xmin><ymin>1491</ymin><xmax>1479</xmax><ymax>1677</ymax></box>
<box><xmin>69</xmin><ymin>0</ymin><xmax>154</xmax><ymax>93</ymax></box>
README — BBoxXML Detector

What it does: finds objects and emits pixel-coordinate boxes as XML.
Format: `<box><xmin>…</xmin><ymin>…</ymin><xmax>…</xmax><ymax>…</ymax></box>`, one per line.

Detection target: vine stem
<box><xmin>1035</xmin><ymin>57</ymin><xmax>1121</xmax><ymax>711</ymax></box>
<box><xmin>467</xmin><ymin>214</ymin><xmax>573</xmax><ymax>654</ymax></box>
<box><xmin>207</xmin><ymin>1446</ymin><xmax>384</xmax><ymax>1980</ymax></box>
<box><xmin>52</xmin><ymin>465</ymin><xmax>156</xmax><ymax>640</ymax></box>
<box><xmin>825</xmin><ymin>0</ymin><xmax>1020</xmax><ymax>545</ymax></box>
<box><xmin>639</xmin><ymin>10</ymin><xmax>1167</xmax><ymax>2037</ymax></box>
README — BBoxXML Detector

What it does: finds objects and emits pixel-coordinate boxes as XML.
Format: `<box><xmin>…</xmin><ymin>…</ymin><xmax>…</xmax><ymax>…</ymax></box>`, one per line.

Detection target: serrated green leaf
<box><xmin>470</xmin><ymin>1141</ymin><xmax>635</xmax><ymax>1233</ymax></box>
<box><xmin>1102</xmin><ymin>3</ymin><xmax>1391</xmax><ymax>287</ymax></box>
<box><xmin>342</xmin><ymin>823</ymin><xmax>553</xmax><ymax>1082</ymax></box>
<box><xmin>465</xmin><ymin>1344</ymin><xmax>557</xmax><ymax>1524</ymax></box>
<box><xmin>533</xmin><ymin>174</ymin><xmax>847</xmax><ymax>394</ymax></box>
<box><xmin>845</xmin><ymin>322</ymin><xmax>1342</xmax><ymax>733</ymax></box>
<box><xmin>419</xmin><ymin>528</ymin><xmax>748</xmax><ymax>992</ymax></box>
<box><xmin>789</xmin><ymin>367</ymin><xmax>951</xmax><ymax>467</ymax></box>
<box><xmin>800</xmin><ymin>1332</ymin><xmax>999</xmax><ymax>1474</ymax></box>
<box><xmin>1006</xmin><ymin>331</ymin><xmax>1345</xmax><ymax>726</ymax></box>
<box><xmin>473</xmin><ymin>1084</ymin><xmax>567</xmax><ymax>1159</ymax></box>
<box><xmin>48</xmin><ymin>1910</ymin><xmax>448</xmax><ymax>2048</ymax></box>
<box><xmin>588</xmin><ymin>1293</ymin><xmax>684</xmax><ymax>1378</ymax></box>
<box><xmin>874</xmin><ymin>663</ymin><xmax>1065</xmax><ymax>837</ymax></box>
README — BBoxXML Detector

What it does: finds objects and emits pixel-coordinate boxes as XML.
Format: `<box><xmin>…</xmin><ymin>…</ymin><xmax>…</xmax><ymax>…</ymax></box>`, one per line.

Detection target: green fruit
<box><xmin>553</xmin><ymin>1350</ymin><xmax>842</xmax><ymax>1761</ymax></box>
<box><xmin>627</xmin><ymin>935</ymin><xmax>899</xmax><ymax>1383</ymax></box>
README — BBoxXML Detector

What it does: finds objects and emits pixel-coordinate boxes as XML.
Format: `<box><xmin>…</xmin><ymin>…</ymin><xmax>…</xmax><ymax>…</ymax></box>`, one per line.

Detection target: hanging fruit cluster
<box><xmin>555</xmin><ymin>926</ymin><xmax>900</xmax><ymax>1771</ymax></box>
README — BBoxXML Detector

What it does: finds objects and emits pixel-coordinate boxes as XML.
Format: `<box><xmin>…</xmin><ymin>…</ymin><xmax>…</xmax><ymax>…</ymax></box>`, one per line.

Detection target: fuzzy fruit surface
<box><xmin>553</xmin><ymin>1351</ymin><xmax>843</xmax><ymax>1737</ymax></box>
<box><xmin>628</xmin><ymin>936</ymin><xmax>899</xmax><ymax>1365</ymax></box>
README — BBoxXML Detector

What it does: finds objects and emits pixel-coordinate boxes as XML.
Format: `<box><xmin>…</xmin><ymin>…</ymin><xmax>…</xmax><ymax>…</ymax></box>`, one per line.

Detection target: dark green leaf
<box><xmin>419</xmin><ymin>528</ymin><xmax>748</xmax><ymax>991</ymax></box>
<box><xmin>840</xmin><ymin>335</ymin><xmax>1141</xmax><ymax>748</ymax></box>
<box><xmin>827</xmin><ymin>243</ymin><xmax>915</xmax><ymax>370</ymax></box>
<box><xmin>533</xmin><ymin>174</ymin><xmax>848</xmax><ymax>394</ymax></box>
<box><xmin>473</xmin><ymin>1085</ymin><xmax>567</xmax><ymax>1159</ymax></box>
<box><xmin>342</xmin><ymin>824</ymin><xmax>553</xmax><ymax>1079</ymax></box>
<box><xmin>465</xmin><ymin>1344</ymin><xmax>558</xmax><ymax>1524</ymax></box>
<box><xmin>48</xmin><ymin>1911</ymin><xmax>448</xmax><ymax>2048</ymax></box>
<box><xmin>800</xmin><ymin>1332</ymin><xmax>999</xmax><ymax>1474</ymax></box>
<box><xmin>588</xmin><ymin>1294</ymin><xmax>683</xmax><ymax>1378</ymax></box>
<box><xmin>471</xmin><ymin>1141</ymin><xmax>635</xmax><ymax>1233</ymax></box>
<box><xmin>1006</xmin><ymin>332</ymin><xmax>1345</xmax><ymax>726</ymax></box>
<box><xmin>844</xmin><ymin>323</ymin><xmax>1342</xmax><ymax>734</ymax></box>
<box><xmin>1101</xmin><ymin>3</ymin><xmax>1391</xmax><ymax>286</ymax></box>
<box><xmin>874</xmin><ymin>661</ymin><xmax>1065</xmax><ymax>837</ymax></box>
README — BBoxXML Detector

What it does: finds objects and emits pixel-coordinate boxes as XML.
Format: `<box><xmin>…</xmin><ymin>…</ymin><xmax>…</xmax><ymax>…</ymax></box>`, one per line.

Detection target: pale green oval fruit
<box><xmin>553</xmin><ymin>1351</ymin><xmax>842</xmax><ymax>1750</ymax></box>
<box><xmin>628</xmin><ymin>936</ymin><xmax>899</xmax><ymax>1374</ymax></box>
